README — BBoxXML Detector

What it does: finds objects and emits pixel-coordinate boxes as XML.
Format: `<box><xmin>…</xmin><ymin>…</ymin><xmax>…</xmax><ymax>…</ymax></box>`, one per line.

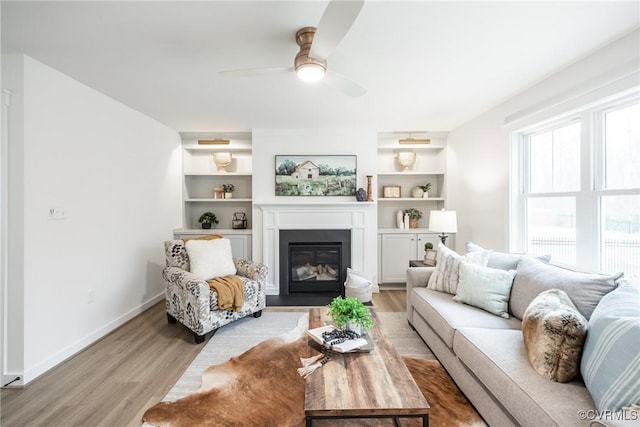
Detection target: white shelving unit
<box><xmin>376</xmin><ymin>132</ymin><xmax>448</xmax><ymax>229</ymax></box>
<box><xmin>376</xmin><ymin>132</ymin><xmax>453</xmax><ymax>283</ymax></box>
<box><xmin>177</xmin><ymin>132</ymin><xmax>253</xmax><ymax>258</ymax></box>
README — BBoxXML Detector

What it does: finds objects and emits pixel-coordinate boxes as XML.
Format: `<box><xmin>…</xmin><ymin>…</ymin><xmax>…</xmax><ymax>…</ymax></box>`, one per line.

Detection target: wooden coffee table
<box><xmin>304</xmin><ymin>308</ymin><xmax>430</xmax><ymax>426</ymax></box>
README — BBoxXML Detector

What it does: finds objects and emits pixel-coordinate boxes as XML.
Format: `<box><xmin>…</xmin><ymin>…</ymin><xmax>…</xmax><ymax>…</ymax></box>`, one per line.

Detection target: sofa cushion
<box><xmin>427</xmin><ymin>243</ymin><xmax>489</xmax><ymax>295</ymax></box>
<box><xmin>453</xmin><ymin>261</ymin><xmax>516</xmax><ymax>318</ymax></box>
<box><xmin>510</xmin><ymin>258</ymin><xmax>621</xmax><ymax>320</ymax></box>
<box><xmin>465</xmin><ymin>241</ymin><xmax>551</xmax><ymax>271</ymax></box>
<box><xmin>411</xmin><ymin>287</ymin><xmax>521</xmax><ymax>349</ymax></box>
<box><xmin>581</xmin><ymin>277</ymin><xmax>640</xmax><ymax>413</ymax></box>
<box><xmin>454</xmin><ymin>327</ymin><xmax>597</xmax><ymax>426</ymax></box>
<box><xmin>185</xmin><ymin>238</ymin><xmax>237</xmax><ymax>280</ymax></box>
<box><xmin>522</xmin><ymin>289</ymin><xmax>588</xmax><ymax>383</ymax></box>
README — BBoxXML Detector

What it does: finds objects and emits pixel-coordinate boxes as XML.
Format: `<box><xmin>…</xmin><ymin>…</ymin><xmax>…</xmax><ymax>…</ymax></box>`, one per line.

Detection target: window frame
<box><xmin>511</xmin><ymin>92</ymin><xmax>639</xmax><ymax>273</ymax></box>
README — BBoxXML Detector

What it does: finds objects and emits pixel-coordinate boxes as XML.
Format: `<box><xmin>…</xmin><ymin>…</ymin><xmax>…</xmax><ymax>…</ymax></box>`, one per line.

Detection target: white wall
<box><xmin>251</xmin><ymin>128</ymin><xmax>378</xmax><ymax>288</ymax></box>
<box><xmin>2</xmin><ymin>55</ymin><xmax>182</xmax><ymax>384</ymax></box>
<box><xmin>447</xmin><ymin>29</ymin><xmax>640</xmax><ymax>254</ymax></box>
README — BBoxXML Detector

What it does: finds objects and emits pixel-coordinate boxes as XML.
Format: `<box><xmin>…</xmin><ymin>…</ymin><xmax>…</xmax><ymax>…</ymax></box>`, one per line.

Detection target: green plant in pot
<box><xmin>404</xmin><ymin>208</ymin><xmax>423</xmax><ymax>229</ymax></box>
<box><xmin>424</xmin><ymin>242</ymin><xmax>434</xmax><ymax>252</ymax></box>
<box><xmin>328</xmin><ymin>296</ymin><xmax>373</xmax><ymax>335</ymax></box>
<box><xmin>222</xmin><ymin>183</ymin><xmax>235</xmax><ymax>199</ymax></box>
<box><xmin>418</xmin><ymin>182</ymin><xmax>432</xmax><ymax>198</ymax></box>
<box><xmin>198</xmin><ymin>212</ymin><xmax>219</xmax><ymax>229</ymax></box>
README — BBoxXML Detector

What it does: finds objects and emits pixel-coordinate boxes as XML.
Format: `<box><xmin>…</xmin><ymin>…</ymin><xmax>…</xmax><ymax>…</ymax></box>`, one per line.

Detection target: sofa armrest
<box><xmin>406</xmin><ymin>266</ymin><xmax>437</xmax><ymax>324</ymax></box>
<box><xmin>234</xmin><ymin>259</ymin><xmax>268</xmax><ymax>285</ymax></box>
<box><xmin>407</xmin><ymin>266</ymin><xmax>436</xmax><ymax>289</ymax></box>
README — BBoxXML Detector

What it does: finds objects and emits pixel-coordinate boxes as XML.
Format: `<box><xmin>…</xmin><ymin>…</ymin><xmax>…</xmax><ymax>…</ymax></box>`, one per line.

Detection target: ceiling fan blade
<box><xmin>219</xmin><ymin>66</ymin><xmax>292</xmax><ymax>77</ymax></box>
<box><xmin>323</xmin><ymin>70</ymin><xmax>366</xmax><ymax>98</ymax></box>
<box><xmin>309</xmin><ymin>0</ymin><xmax>364</xmax><ymax>61</ymax></box>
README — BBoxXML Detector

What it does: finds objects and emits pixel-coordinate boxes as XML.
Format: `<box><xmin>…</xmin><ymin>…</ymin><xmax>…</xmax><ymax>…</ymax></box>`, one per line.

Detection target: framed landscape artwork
<box><xmin>275</xmin><ymin>155</ymin><xmax>357</xmax><ymax>196</ymax></box>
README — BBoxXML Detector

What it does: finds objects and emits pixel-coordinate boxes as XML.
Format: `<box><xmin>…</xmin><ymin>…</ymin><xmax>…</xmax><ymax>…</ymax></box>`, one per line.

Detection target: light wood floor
<box><xmin>0</xmin><ymin>290</ymin><xmax>406</xmax><ymax>427</ymax></box>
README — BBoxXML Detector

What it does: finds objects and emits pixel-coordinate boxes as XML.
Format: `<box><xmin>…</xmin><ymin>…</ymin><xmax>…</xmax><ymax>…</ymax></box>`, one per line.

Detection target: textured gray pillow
<box><xmin>465</xmin><ymin>241</ymin><xmax>551</xmax><ymax>271</ymax></box>
<box><xmin>510</xmin><ymin>258</ymin><xmax>621</xmax><ymax>320</ymax></box>
<box><xmin>522</xmin><ymin>289</ymin><xmax>588</xmax><ymax>382</ymax></box>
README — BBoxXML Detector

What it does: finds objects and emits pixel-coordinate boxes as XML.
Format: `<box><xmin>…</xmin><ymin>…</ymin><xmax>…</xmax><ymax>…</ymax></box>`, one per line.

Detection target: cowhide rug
<box><xmin>143</xmin><ymin>329</ymin><xmax>485</xmax><ymax>427</ymax></box>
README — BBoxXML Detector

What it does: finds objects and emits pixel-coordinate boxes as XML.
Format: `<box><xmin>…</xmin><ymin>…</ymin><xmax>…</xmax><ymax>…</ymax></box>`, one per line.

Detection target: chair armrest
<box><xmin>406</xmin><ymin>267</ymin><xmax>437</xmax><ymax>324</ymax></box>
<box><xmin>163</xmin><ymin>266</ymin><xmax>210</xmax><ymax>296</ymax></box>
<box><xmin>234</xmin><ymin>259</ymin><xmax>268</xmax><ymax>284</ymax></box>
<box><xmin>163</xmin><ymin>267</ymin><xmax>213</xmax><ymax>335</ymax></box>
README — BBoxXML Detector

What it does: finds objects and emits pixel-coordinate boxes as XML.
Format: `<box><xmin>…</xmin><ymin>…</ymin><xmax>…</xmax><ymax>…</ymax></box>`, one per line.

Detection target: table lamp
<box><xmin>429</xmin><ymin>209</ymin><xmax>457</xmax><ymax>245</ymax></box>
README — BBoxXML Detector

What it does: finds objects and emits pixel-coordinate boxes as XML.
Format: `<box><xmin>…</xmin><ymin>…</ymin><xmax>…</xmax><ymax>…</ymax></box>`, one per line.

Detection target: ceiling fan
<box><xmin>219</xmin><ymin>0</ymin><xmax>366</xmax><ymax>97</ymax></box>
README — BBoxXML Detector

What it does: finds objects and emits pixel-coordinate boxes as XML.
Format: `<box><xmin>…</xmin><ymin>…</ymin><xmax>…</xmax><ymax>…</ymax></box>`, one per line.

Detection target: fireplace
<box><xmin>279</xmin><ymin>229</ymin><xmax>351</xmax><ymax>295</ymax></box>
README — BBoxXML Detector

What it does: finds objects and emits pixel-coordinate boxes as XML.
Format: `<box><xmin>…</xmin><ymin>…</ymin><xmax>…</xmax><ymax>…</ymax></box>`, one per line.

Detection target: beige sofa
<box><xmin>406</xmin><ymin>249</ymin><xmax>636</xmax><ymax>427</ymax></box>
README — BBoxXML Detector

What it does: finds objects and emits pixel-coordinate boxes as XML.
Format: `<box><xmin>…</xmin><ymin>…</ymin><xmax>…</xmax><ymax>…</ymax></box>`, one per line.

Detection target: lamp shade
<box><xmin>429</xmin><ymin>210</ymin><xmax>457</xmax><ymax>233</ymax></box>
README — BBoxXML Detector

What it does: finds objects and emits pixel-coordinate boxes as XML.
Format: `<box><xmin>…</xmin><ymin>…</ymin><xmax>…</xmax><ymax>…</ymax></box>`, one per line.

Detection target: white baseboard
<box><xmin>21</xmin><ymin>293</ymin><xmax>164</xmax><ymax>385</ymax></box>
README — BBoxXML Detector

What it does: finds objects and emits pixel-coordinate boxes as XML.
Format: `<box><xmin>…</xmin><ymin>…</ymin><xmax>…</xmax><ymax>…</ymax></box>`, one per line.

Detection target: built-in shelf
<box><xmin>378</xmin><ymin>197</ymin><xmax>445</xmax><ymax>202</ymax></box>
<box><xmin>378</xmin><ymin>171</ymin><xmax>445</xmax><ymax>176</ymax></box>
<box><xmin>184</xmin><ymin>172</ymin><xmax>253</xmax><ymax>176</ymax></box>
<box><xmin>173</xmin><ymin>228</ymin><xmax>252</xmax><ymax>235</ymax></box>
<box><xmin>180</xmin><ymin>132</ymin><xmax>254</xmax><ymax>234</ymax></box>
<box><xmin>185</xmin><ymin>198</ymin><xmax>252</xmax><ymax>202</ymax></box>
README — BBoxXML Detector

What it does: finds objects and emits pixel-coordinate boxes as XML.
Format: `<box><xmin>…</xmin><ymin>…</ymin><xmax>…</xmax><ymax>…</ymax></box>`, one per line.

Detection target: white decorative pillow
<box><xmin>427</xmin><ymin>243</ymin><xmax>489</xmax><ymax>295</ymax></box>
<box><xmin>185</xmin><ymin>238</ymin><xmax>236</xmax><ymax>280</ymax></box>
<box><xmin>346</xmin><ymin>267</ymin><xmax>375</xmax><ymax>283</ymax></box>
<box><xmin>453</xmin><ymin>261</ymin><xmax>516</xmax><ymax>318</ymax></box>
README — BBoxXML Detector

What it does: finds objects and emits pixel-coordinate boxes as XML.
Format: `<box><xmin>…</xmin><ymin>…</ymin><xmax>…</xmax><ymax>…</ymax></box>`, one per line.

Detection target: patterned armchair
<box><xmin>163</xmin><ymin>239</ymin><xmax>267</xmax><ymax>343</ymax></box>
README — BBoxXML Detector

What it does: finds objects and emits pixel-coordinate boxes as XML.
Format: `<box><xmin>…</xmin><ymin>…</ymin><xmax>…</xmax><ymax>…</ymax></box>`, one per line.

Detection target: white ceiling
<box><xmin>2</xmin><ymin>1</ymin><xmax>639</xmax><ymax>132</ymax></box>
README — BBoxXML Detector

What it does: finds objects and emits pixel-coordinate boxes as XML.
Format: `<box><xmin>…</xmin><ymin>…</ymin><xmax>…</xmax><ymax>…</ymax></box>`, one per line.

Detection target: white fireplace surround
<box><xmin>256</xmin><ymin>202</ymin><xmax>377</xmax><ymax>295</ymax></box>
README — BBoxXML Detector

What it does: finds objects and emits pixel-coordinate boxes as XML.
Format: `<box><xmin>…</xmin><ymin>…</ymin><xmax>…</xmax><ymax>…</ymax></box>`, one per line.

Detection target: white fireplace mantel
<box><xmin>256</xmin><ymin>202</ymin><xmax>377</xmax><ymax>295</ymax></box>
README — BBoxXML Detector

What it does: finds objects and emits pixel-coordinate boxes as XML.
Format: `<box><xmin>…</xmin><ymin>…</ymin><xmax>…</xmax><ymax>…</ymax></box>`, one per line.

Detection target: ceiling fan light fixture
<box><xmin>296</xmin><ymin>63</ymin><xmax>326</xmax><ymax>82</ymax></box>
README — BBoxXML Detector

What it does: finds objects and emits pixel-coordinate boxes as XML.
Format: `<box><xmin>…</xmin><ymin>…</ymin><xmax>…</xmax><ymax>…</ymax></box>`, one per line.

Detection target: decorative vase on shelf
<box><xmin>213</xmin><ymin>152</ymin><xmax>232</xmax><ymax>172</ymax></box>
<box><xmin>396</xmin><ymin>152</ymin><xmax>416</xmax><ymax>172</ymax></box>
<box><xmin>411</xmin><ymin>187</ymin><xmax>424</xmax><ymax>198</ymax></box>
<box><xmin>225</xmin><ymin>192</ymin><xmax>233</xmax><ymax>199</ymax></box>
<box><xmin>423</xmin><ymin>191</ymin><xmax>429</xmax><ymax>199</ymax></box>
<box><xmin>409</xmin><ymin>218</ymin><xmax>419</xmax><ymax>229</ymax></box>
<box><xmin>213</xmin><ymin>187</ymin><xmax>224</xmax><ymax>199</ymax></box>
<box><xmin>396</xmin><ymin>210</ymin><xmax>404</xmax><ymax>229</ymax></box>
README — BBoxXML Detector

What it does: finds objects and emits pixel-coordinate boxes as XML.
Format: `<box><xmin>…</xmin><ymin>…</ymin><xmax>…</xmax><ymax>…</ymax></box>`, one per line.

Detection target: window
<box><xmin>513</xmin><ymin>94</ymin><xmax>640</xmax><ymax>275</ymax></box>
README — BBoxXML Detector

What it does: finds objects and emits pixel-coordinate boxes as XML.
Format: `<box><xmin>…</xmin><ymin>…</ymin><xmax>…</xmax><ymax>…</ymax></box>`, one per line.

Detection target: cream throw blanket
<box><xmin>207</xmin><ymin>275</ymin><xmax>244</xmax><ymax>311</ymax></box>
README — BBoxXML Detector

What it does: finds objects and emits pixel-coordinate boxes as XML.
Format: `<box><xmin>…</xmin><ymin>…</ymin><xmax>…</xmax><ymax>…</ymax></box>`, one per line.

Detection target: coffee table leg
<box><xmin>306</xmin><ymin>416</ymin><xmax>312</xmax><ymax>427</ymax></box>
<box><xmin>423</xmin><ymin>415</ymin><xmax>429</xmax><ymax>427</ymax></box>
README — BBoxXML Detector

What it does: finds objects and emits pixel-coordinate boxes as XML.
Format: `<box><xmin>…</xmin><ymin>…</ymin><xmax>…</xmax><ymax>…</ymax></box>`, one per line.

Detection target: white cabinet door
<box><xmin>225</xmin><ymin>234</ymin><xmax>251</xmax><ymax>260</ymax></box>
<box><xmin>380</xmin><ymin>234</ymin><xmax>417</xmax><ymax>283</ymax></box>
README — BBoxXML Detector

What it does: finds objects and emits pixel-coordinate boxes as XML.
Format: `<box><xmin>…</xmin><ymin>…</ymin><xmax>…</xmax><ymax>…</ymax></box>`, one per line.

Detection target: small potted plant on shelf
<box><xmin>328</xmin><ymin>296</ymin><xmax>374</xmax><ymax>335</ymax></box>
<box><xmin>404</xmin><ymin>208</ymin><xmax>423</xmax><ymax>229</ymax></box>
<box><xmin>198</xmin><ymin>212</ymin><xmax>219</xmax><ymax>229</ymax></box>
<box><xmin>222</xmin><ymin>183</ymin><xmax>235</xmax><ymax>199</ymax></box>
<box><xmin>418</xmin><ymin>182</ymin><xmax>432</xmax><ymax>198</ymax></box>
<box><xmin>411</xmin><ymin>182</ymin><xmax>432</xmax><ymax>198</ymax></box>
